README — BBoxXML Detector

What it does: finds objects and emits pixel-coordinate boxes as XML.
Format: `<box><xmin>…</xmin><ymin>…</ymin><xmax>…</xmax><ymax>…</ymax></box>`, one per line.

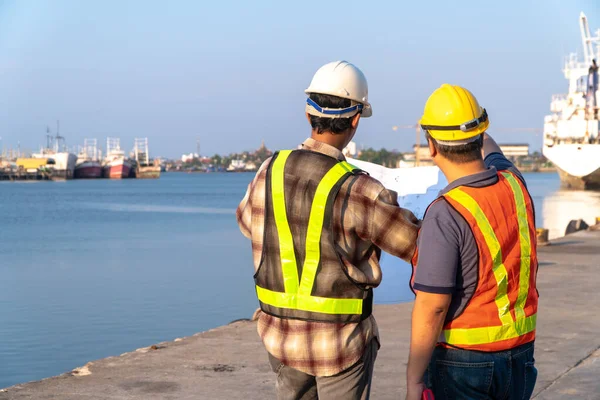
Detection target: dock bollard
<box><xmin>536</xmin><ymin>228</ymin><xmax>549</xmax><ymax>246</ymax></box>
<box><xmin>591</xmin><ymin>217</ymin><xmax>600</xmax><ymax>231</ymax></box>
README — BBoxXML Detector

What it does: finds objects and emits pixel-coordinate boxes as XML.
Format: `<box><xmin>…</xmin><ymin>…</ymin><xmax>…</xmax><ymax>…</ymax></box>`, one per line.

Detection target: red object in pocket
<box><xmin>422</xmin><ymin>389</ymin><xmax>435</xmax><ymax>400</ymax></box>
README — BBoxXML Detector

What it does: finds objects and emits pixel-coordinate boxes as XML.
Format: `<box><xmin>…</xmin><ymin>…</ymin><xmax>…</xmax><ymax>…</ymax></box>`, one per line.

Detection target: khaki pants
<box><xmin>268</xmin><ymin>339</ymin><xmax>378</xmax><ymax>400</ymax></box>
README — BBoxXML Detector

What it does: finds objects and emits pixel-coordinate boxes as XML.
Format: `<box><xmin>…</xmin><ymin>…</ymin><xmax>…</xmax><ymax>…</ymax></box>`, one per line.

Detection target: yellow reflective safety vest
<box><xmin>254</xmin><ymin>149</ymin><xmax>373</xmax><ymax>323</ymax></box>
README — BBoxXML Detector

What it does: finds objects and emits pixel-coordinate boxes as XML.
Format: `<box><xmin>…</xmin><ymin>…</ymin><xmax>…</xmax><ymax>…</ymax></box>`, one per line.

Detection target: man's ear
<box><xmin>306</xmin><ymin>112</ymin><xmax>312</xmax><ymax>125</ymax></box>
<box><xmin>427</xmin><ymin>137</ymin><xmax>437</xmax><ymax>159</ymax></box>
<box><xmin>351</xmin><ymin>113</ymin><xmax>361</xmax><ymax>129</ymax></box>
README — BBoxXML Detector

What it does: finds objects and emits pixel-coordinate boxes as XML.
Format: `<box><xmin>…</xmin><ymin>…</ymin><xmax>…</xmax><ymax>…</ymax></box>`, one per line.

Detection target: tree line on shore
<box><xmin>173</xmin><ymin>146</ymin><xmax>551</xmax><ymax>172</ymax></box>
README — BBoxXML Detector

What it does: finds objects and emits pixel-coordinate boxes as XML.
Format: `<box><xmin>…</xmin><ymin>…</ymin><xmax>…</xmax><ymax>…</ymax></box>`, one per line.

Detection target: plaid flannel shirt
<box><xmin>236</xmin><ymin>138</ymin><xmax>420</xmax><ymax>377</ymax></box>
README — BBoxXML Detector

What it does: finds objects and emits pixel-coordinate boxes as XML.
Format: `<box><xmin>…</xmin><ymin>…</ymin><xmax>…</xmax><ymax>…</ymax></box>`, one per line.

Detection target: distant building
<box><xmin>413</xmin><ymin>144</ymin><xmax>433</xmax><ymax>162</ymax></box>
<box><xmin>402</xmin><ymin>153</ymin><xmax>416</xmax><ymax>162</ymax></box>
<box><xmin>343</xmin><ymin>141</ymin><xmax>358</xmax><ymax>158</ymax></box>
<box><xmin>228</xmin><ymin>159</ymin><xmax>246</xmax><ymax>171</ymax></box>
<box><xmin>499</xmin><ymin>143</ymin><xmax>529</xmax><ymax>160</ymax></box>
<box><xmin>181</xmin><ymin>153</ymin><xmax>199</xmax><ymax>163</ymax></box>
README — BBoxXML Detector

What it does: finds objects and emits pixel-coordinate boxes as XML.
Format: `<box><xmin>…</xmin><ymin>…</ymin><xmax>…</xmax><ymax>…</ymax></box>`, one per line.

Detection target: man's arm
<box><xmin>482</xmin><ymin>132</ymin><xmax>503</xmax><ymax>158</ymax></box>
<box><xmin>367</xmin><ymin>187</ymin><xmax>421</xmax><ymax>262</ymax></box>
<box><xmin>406</xmin><ymin>291</ymin><xmax>451</xmax><ymax>400</ymax></box>
<box><xmin>236</xmin><ymin>184</ymin><xmax>253</xmax><ymax>239</ymax></box>
<box><xmin>481</xmin><ymin>133</ymin><xmax>526</xmax><ymax>183</ymax></box>
<box><xmin>405</xmin><ymin>202</ymin><xmax>463</xmax><ymax>398</ymax></box>
<box><xmin>236</xmin><ymin>158</ymin><xmax>271</xmax><ymax>239</ymax></box>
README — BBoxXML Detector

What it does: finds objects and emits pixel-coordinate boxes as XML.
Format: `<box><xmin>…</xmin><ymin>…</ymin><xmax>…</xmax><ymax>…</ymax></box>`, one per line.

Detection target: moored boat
<box><xmin>75</xmin><ymin>139</ymin><xmax>102</xmax><ymax>179</ymax></box>
<box><xmin>135</xmin><ymin>163</ymin><xmax>161</xmax><ymax>179</ymax></box>
<box><xmin>75</xmin><ymin>160</ymin><xmax>103</xmax><ymax>179</ymax></box>
<box><xmin>32</xmin><ymin>127</ymin><xmax>77</xmax><ymax>180</ymax></box>
<box><xmin>132</xmin><ymin>138</ymin><xmax>161</xmax><ymax>179</ymax></box>
<box><xmin>103</xmin><ymin>155</ymin><xmax>132</xmax><ymax>179</ymax></box>
<box><xmin>103</xmin><ymin>137</ymin><xmax>132</xmax><ymax>179</ymax></box>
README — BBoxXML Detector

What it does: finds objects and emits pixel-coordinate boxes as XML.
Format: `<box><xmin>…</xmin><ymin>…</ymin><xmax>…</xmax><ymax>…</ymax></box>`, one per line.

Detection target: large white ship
<box><xmin>543</xmin><ymin>12</ymin><xmax>600</xmax><ymax>190</ymax></box>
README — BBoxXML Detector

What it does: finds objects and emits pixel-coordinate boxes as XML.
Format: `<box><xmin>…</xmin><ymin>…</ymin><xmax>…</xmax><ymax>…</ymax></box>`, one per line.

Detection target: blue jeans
<box><xmin>425</xmin><ymin>341</ymin><xmax>537</xmax><ymax>400</ymax></box>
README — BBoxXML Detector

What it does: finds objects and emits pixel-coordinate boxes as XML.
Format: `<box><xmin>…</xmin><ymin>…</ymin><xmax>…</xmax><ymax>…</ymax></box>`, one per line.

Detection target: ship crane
<box><xmin>580</xmin><ymin>12</ymin><xmax>600</xmax><ymax>65</ymax></box>
<box><xmin>579</xmin><ymin>12</ymin><xmax>600</xmax><ymax>122</ymax></box>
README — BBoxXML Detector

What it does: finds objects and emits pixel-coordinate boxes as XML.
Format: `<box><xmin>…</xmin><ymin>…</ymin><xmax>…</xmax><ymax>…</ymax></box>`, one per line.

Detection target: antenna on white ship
<box><xmin>53</xmin><ymin>120</ymin><xmax>68</xmax><ymax>152</ymax></box>
<box><xmin>46</xmin><ymin>131</ymin><xmax>52</xmax><ymax>150</ymax></box>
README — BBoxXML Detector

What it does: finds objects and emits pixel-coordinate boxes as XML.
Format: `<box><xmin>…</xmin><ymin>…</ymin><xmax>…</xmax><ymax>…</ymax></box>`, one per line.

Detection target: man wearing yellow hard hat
<box><xmin>405</xmin><ymin>84</ymin><xmax>539</xmax><ymax>400</ymax></box>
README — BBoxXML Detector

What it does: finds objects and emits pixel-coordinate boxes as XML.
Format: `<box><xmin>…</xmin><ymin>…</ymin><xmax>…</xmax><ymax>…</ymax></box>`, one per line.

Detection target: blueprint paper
<box><xmin>347</xmin><ymin>159</ymin><xmax>448</xmax><ymax>303</ymax></box>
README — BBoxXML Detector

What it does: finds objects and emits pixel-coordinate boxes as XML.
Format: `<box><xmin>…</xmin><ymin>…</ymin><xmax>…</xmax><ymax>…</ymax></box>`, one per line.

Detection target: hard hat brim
<box><xmin>361</xmin><ymin>105</ymin><xmax>372</xmax><ymax>118</ymax></box>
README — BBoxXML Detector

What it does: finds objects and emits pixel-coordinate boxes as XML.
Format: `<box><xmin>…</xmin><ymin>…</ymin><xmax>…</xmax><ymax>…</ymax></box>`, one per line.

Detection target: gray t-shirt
<box><xmin>413</xmin><ymin>153</ymin><xmax>526</xmax><ymax>322</ymax></box>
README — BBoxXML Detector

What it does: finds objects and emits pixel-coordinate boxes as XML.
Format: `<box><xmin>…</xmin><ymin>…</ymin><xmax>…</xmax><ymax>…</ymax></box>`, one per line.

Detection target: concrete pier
<box><xmin>1</xmin><ymin>230</ymin><xmax>599</xmax><ymax>399</ymax></box>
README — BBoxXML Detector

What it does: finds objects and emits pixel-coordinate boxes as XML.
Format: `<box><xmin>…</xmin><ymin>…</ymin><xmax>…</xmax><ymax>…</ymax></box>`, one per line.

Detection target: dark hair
<box><xmin>308</xmin><ymin>93</ymin><xmax>355</xmax><ymax>134</ymax></box>
<box><xmin>425</xmin><ymin>131</ymin><xmax>483</xmax><ymax>164</ymax></box>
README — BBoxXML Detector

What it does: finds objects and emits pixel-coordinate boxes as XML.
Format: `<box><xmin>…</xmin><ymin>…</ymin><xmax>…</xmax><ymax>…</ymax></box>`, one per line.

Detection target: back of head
<box><xmin>420</xmin><ymin>84</ymin><xmax>488</xmax><ymax>164</ymax></box>
<box><xmin>424</xmin><ymin>132</ymin><xmax>484</xmax><ymax>164</ymax></box>
<box><xmin>305</xmin><ymin>61</ymin><xmax>372</xmax><ymax>135</ymax></box>
<box><xmin>308</xmin><ymin>93</ymin><xmax>355</xmax><ymax>134</ymax></box>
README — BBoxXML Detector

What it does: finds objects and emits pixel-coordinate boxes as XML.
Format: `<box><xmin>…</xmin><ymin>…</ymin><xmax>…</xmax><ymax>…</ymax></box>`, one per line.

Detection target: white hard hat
<box><xmin>305</xmin><ymin>60</ymin><xmax>372</xmax><ymax>118</ymax></box>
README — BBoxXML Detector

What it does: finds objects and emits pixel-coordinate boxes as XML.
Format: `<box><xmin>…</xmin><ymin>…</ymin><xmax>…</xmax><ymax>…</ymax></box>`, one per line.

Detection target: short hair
<box><xmin>425</xmin><ymin>131</ymin><xmax>483</xmax><ymax>164</ymax></box>
<box><xmin>308</xmin><ymin>93</ymin><xmax>355</xmax><ymax>134</ymax></box>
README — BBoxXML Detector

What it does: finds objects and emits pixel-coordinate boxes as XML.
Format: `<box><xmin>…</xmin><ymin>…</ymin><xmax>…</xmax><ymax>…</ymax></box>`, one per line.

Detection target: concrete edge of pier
<box><xmin>1</xmin><ymin>230</ymin><xmax>599</xmax><ymax>399</ymax></box>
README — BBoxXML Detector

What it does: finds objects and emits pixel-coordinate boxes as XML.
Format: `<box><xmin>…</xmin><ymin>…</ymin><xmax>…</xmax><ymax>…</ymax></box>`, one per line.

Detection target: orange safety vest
<box><xmin>411</xmin><ymin>171</ymin><xmax>538</xmax><ymax>352</ymax></box>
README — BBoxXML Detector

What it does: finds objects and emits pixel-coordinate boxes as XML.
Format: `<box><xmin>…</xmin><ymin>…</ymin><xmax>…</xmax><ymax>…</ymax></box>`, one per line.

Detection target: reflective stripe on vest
<box><xmin>442</xmin><ymin>172</ymin><xmax>536</xmax><ymax>346</ymax></box>
<box><xmin>256</xmin><ymin>150</ymin><xmax>363</xmax><ymax>315</ymax></box>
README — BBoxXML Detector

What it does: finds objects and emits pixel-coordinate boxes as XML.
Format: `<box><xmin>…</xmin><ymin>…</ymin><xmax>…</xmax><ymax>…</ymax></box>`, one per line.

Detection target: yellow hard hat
<box><xmin>420</xmin><ymin>84</ymin><xmax>489</xmax><ymax>142</ymax></box>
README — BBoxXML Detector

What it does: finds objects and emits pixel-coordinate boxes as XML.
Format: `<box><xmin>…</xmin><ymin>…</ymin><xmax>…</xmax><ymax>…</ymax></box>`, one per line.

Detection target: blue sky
<box><xmin>0</xmin><ymin>0</ymin><xmax>598</xmax><ymax>158</ymax></box>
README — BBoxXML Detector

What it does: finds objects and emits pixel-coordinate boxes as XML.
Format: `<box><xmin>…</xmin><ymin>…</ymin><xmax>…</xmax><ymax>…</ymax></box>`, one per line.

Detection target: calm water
<box><xmin>1</xmin><ymin>171</ymin><xmax>599</xmax><ymax>388</ymax></box>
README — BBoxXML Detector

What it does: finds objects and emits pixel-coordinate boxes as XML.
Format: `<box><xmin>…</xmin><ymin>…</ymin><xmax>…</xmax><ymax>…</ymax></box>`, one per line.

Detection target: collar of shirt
<box><xmin>301</xmin><ymin>138</ymin><xmax>346</xmax><ymax>161</ymax></box>
<box><xmin>438</xmin><ymin>166</ymin><xmax>499</xmax><ymax>196</ymax></box>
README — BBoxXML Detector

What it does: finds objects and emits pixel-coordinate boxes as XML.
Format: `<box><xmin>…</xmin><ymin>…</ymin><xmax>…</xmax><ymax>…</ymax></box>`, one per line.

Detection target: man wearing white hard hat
<box><xmin>237</xmin><ymin>61</ymin><xmax>420</xmax><ymax>399</ymax></box>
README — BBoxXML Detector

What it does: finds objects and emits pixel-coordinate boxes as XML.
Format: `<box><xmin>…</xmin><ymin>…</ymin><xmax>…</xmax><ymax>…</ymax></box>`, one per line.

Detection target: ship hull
<box><xmin>543</xmin><ymin>144</ymin><xmax>600</xmax><ymax>191</ymax></box>
<box><xmin>32</xmin><ymin>152</ymin><xmax>77</xmax><ymax>180</ymax></box>
<box><xmin>134</xmin><ymin>165</ymin><xmax>161</xmax><ymax>179</ymax></box>
<box><xmin>103</xmin><ymin>159</ymin><xmax>132</xmax><ymax>179</ymax></box>
<box><xmin>555</xmin><ymin>166</ymin><xmax>600</xmax><ymax>190</ymax></box>
<box><xmin>49</xmin><ymin>170</ymin><xmax>72</xmax><ymax>181</ymax></box>
<box><xmin>74</xmin><ymin>161</ymin><xmax>102</xmax><ymax>179</ymax></box>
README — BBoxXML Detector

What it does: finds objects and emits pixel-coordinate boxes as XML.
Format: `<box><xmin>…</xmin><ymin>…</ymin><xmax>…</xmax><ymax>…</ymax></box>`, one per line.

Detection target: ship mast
<box><xmin>580</xmin><ymin>13</ymin><xmax>600</xmax><ymax>65</ymax></box>
<box><xmin>54</xmin><ymin>120</ymin><xmax>67</xmax><ymax>152</ymax></box>
<box><xmin>580</xmin><ymin>13</ymin><xmax>594</xmax><ymax>65</ymax></box>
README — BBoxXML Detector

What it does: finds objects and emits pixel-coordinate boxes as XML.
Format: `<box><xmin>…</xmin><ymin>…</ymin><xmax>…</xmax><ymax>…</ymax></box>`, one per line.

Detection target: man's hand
<box><xmin>406</xmin><ymin>381</ymin><xmax>425</xmax><ymax>400</ymax></box>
